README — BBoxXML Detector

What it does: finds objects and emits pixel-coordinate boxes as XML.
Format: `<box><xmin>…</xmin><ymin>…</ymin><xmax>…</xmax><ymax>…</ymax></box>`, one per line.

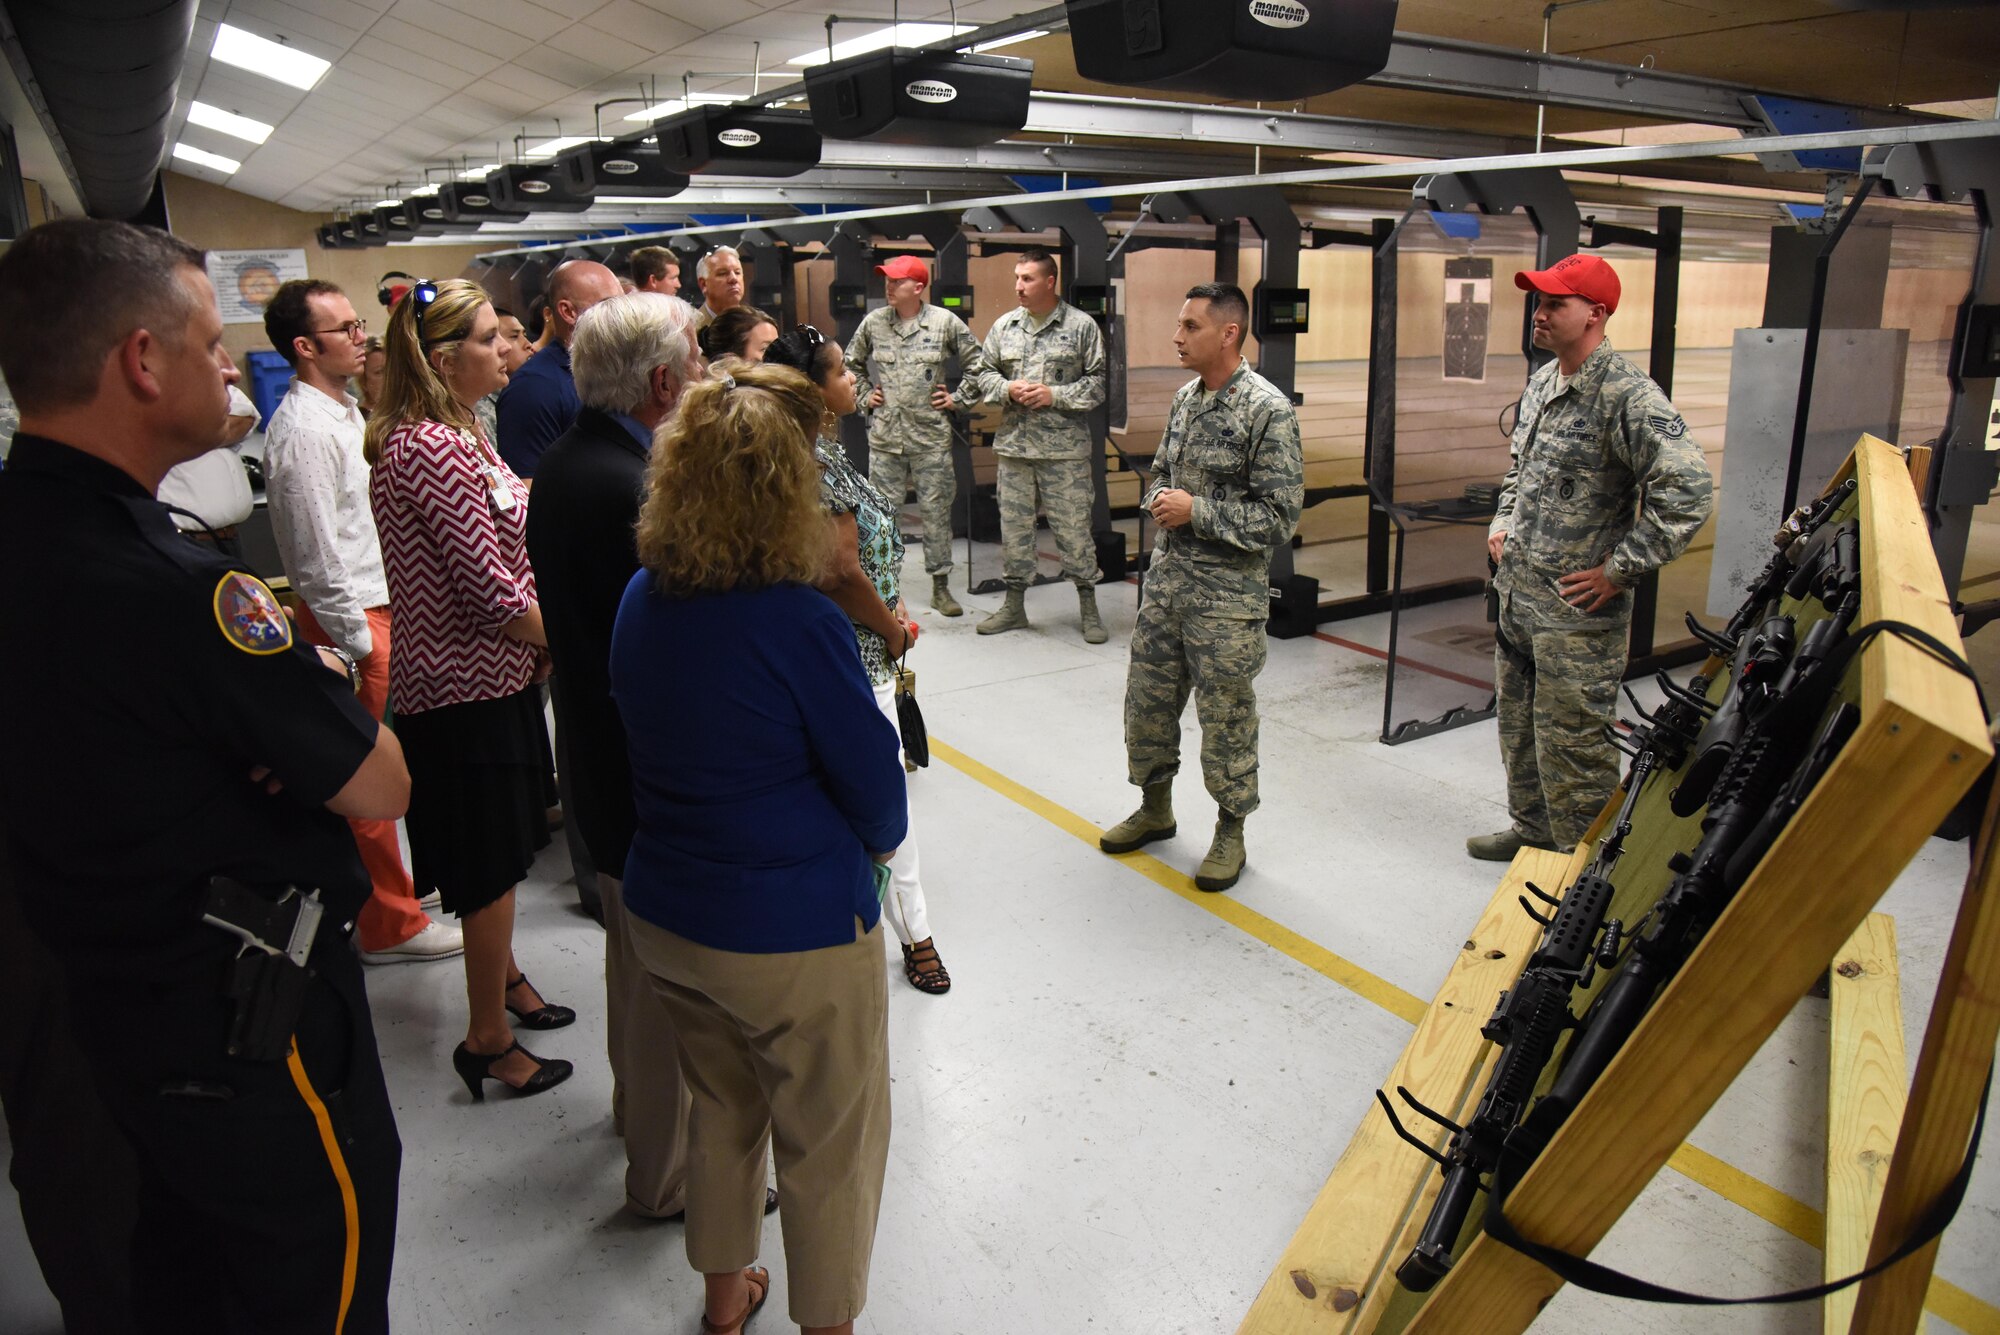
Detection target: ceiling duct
<box><xmin>1063</xmin><ymin>0</ymin><xmax>1398</xmax><ymax>102</ymax></box>
<box><xmin>557</xmin><ymin>138</ymin><xmax>689</xmax><ymax>200</ymax></box>
<box><xmin>4</xmin><ymin>0</ymin><xmax>197</xmax><ymax>220</ymax></box>
<box><xmin>651</xmin><ymin>106</ymin><xmax>820</xmax><ymax>178</ymax></box>
<box><xmin>803</xmin><ymin>49</ymin><xmax>1033</xmax><ymax>147</ymax></box>
<box><xmin>435</xmin><ymin>181</ymin><xmax>523</xmax><ymax>228</ymax></box>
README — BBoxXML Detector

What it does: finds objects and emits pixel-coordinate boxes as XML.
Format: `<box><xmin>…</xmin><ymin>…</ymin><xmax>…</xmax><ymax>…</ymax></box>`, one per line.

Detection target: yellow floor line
<box><xmin>929</xmin><ymin>735</ymin><xmax>2000</xmax><ymax>1334</ymax></box>
<box><xmin>929</xmin><ymin>739</ymin><xmax>1428</xmax><ymax>1024</ymax></box>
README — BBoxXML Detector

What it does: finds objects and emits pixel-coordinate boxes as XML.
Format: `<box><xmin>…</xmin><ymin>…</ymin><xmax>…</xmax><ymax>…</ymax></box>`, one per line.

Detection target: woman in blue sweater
<box><xmin>611</xmin><ymin>362</ymin><xmax>906</xmax><ymax>1335</ymax></box>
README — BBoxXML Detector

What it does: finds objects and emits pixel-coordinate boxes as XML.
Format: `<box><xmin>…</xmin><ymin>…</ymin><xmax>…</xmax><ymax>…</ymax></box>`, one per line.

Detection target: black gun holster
<box><xmin>202</xmin><ymin>877</ymin><xmax>324</xmax><ymax>1063</ymax></box>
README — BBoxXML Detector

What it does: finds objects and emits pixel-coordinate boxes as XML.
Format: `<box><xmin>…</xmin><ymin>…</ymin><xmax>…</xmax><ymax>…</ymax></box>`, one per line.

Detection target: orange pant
<box><xmin>296</xmin><ymin>602</ymin><xmax>429</xmax><ymax>951</ymax></box>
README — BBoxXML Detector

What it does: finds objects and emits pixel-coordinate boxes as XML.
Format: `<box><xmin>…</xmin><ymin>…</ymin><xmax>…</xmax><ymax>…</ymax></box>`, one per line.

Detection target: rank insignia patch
<box><xmin>213</xmin><ymin>572</ymin><xmax>293</xmax><ymax>655</ymax></box>
<box><xmin>1648</xmin><ymin>413</ymin><xmax>1689</xmax><ymax>440</ymax></box>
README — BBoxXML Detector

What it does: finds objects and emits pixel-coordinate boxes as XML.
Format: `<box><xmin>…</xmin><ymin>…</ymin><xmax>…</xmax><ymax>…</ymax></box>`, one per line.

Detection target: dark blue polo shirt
<box><xmin>495</xmin><ymin>340</ymin><xmax>578</xmax><ymax>478</ymax></box>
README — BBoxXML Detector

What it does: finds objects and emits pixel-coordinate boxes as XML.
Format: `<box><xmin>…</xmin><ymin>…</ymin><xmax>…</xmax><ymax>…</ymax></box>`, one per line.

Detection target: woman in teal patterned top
<box><xmin>767</xmin><ymin>326</ymin><xmax>951</xmax><ymax>995</ymax></box>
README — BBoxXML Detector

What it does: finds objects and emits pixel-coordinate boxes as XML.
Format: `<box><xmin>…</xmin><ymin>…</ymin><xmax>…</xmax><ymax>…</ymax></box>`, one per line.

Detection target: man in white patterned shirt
<box><xmin>263</xmin><ymin>279</ymin><xmax>463</xmax><ymax>963</ymax></box>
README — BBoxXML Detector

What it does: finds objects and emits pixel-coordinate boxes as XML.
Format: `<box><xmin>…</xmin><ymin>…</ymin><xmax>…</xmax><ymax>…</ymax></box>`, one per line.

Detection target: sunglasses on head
<box><xmin>410</xmin><ymin>279</ymin><xmax>439</xmax><ymax>344</ymax></box>
<box><xmin>794</xmin><ymin>324</ymin><xmax>826</xmax><ymax>349</ymax></box>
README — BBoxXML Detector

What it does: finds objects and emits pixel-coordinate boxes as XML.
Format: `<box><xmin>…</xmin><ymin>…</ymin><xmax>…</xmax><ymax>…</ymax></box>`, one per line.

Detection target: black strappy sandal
<box><xmin>901</xmin><ymin>939</ymin><xmax>951</xmax><ymax>995</ymax></box>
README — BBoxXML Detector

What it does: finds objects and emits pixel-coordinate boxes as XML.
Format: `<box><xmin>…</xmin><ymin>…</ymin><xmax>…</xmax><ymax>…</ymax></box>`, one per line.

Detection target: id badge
<box><xmin>486</xmin><ymin>468</ymin><xmax>517</xmax><ymax>513</ymax></box>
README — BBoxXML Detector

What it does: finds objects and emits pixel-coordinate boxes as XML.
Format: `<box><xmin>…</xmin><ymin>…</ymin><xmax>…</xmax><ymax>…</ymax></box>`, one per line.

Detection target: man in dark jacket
<box><xmin>525</xmin><ymin>290</ymin><xmax>710</xmax><ymax>1220</ymax></box>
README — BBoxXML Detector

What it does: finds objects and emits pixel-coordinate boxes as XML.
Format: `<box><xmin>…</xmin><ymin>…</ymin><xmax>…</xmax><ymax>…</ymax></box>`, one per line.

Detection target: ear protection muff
<box><xmin>377</xmin><ymin>271</ymin><xmax>417</xmax><ymax>309</ymax></box>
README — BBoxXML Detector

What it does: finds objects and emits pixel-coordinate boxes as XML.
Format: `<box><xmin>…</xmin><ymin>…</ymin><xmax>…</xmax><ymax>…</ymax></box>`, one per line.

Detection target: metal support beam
<box><xmin>1024</xmin><ymin>91</ymin><xmax>1529</xmax><ymax>161</ymax></box>
<box><xmin>1416</xmin><ymin>167</ymin><xmax>1581</xmax><ymax>372</ymax></box>
<box><xmin>814</xmin><ymin>136</ymin><xmax>1237</xmax><ymax>182</ymax></box>
<box><xmin>1873</xmin><ymin>138</ymin><xmax>2000</xmax><ymax>599</ymax></box>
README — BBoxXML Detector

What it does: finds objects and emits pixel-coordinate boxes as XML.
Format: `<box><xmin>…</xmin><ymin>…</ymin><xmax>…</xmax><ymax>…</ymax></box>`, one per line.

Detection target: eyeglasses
<box><xmin>410</xmin><ymin>279</ymin><xmax>438</xmax><ymax>344</ymax></box>
<box><xmin>794</xmin><ymin>324</ymin><xmax>826</xmax><ymax>349</ymax></box>
<box><xmin>307</xmin><ymin>319</ymin><xmax>368</xmax><ymax>342</ymax></box>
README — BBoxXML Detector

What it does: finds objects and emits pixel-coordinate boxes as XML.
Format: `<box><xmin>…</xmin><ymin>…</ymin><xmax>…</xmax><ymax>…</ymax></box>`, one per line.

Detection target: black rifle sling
<box><xmin>1476</xmin><ymin>620</ymin><xmax>1990</xmax><ymax>1306</ymax></box>
<box><xmin>1481</xmin><ymin>1070</ymin><xmax>1989</xmax><ymax>1306</ymax></box>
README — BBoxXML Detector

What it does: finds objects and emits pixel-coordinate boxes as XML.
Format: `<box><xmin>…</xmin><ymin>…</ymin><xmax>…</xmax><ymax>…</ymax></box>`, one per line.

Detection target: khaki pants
<box><xmin>628</xmin><ymin>913</ymin><xmax>891</xmax><ymax>1328</ymax></box>
<box><xmin>601</xmin><ymin>874</ymin><xmax>691</xmax><ymax>1215</ymax></box>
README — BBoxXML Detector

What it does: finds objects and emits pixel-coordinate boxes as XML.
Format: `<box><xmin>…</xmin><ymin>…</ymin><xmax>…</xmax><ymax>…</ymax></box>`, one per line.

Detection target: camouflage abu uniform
<box><xmin>847</xmin><ymin>303</ymin><xmax>987</xmax><ymax>577</ymax></box>
<box><xmin>1491</xmin><ymin>339</ymin><xmax>1712</xmax><ymax>847</ymax></box>
<box><xmin>1125</xmin><ymin>357</ymin><xmax>1303</xmax><ymax>816</ymax></box>
<box><xmin>960</xmin><ymin>301</ymin><xmax>1107</xmax><ymax>588</ymax></box>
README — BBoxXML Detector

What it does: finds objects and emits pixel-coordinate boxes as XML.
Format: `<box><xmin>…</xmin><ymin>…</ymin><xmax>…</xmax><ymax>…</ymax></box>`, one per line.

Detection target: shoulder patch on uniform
<box><xmin>1648</xmin><ymin>413</ymin><xmax>1689</xmax><ymax>440</ymax></box>
<box><xmin>213</xmin><ymin>571</ymin><xmax>293</xmax><ymax>655</ymax></box>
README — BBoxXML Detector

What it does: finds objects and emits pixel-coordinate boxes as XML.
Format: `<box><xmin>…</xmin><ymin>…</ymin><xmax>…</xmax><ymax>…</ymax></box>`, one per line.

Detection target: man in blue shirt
<box><xmin>495</xmin><ymin>258</ymin><xmax>621</xmax><ymax>479</ymax></box>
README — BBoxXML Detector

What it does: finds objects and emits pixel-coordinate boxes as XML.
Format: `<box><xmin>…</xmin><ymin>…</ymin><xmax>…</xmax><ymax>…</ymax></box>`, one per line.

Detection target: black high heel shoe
<box><xmin>452</xmin><ymin>1040</ymin><xmax>573</xmax><ymax>1101</ymax></box>
<box><xmin>504</xmin><ymin>973</ymin><xmax>576</xmax><ymax>1030</ymax></box>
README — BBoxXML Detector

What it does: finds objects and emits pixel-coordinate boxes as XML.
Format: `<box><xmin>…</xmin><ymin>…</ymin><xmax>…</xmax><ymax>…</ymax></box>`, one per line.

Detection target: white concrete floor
<box><xmin>5</xmin><ymin>541</ymin><xmax>1998</xmax><ymax>1335</ymax></box>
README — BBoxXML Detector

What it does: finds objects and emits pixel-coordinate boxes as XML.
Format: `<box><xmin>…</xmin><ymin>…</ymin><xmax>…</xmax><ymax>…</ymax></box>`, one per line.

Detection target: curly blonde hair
<box><xmin>635</xmin><ymin>362</ymin><xmax>830</xmax><ymax>593</ymax></box>
<box><xmin>362</xmin><ymin>278</ymin><xmax>488</xmax><ymax>464</ymax></box>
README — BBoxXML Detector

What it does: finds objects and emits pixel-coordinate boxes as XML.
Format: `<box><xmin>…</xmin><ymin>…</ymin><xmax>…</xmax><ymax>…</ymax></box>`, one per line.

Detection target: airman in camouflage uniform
<box><xmin>846</xmin><ymin>255</ymin><xmax>988</xmax><ymax>616</ymax></box>
<box><xmin>961</xmin><ymin>249</ymin><xmax>1109</xmax><ymax>642</ymax></box>
<box><xmin>1473</xmin><ymin>255</ymin><xmax>1713</xmax><ymax>860</ymax></box>
<box><xmin>1101</xmin><ymin>284</ymin><xmax>1303</xmax><ymax>893</ymax></box>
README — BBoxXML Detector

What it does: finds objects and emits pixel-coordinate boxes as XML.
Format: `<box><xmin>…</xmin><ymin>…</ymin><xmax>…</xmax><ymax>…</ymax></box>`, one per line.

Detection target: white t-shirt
<box><xmin>156</xmin><ymin>384</ymin><xmax>258</xmax><ymax>529</ymax></box>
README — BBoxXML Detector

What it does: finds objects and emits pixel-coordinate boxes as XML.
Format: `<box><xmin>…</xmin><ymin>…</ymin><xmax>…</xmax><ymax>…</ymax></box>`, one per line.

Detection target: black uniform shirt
<box><xmin>0</xmin><ymin>435</ymin><xmax>377</xmax><ymax>984</ymax></box>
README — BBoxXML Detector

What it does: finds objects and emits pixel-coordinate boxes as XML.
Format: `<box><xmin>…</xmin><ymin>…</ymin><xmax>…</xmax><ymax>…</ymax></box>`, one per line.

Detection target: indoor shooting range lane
<box><xmin>313</xmin><ymin>579</ymin><xmax>1997</xmax><ymax>1335</ymax></box>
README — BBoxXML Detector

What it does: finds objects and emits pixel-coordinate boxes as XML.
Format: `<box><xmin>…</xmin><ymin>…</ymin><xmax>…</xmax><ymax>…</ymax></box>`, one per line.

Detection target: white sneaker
<box><xmin>359</xmin><ymin>919</ymin><xmax>464</xmax><ymax>965</ymax></box>
<box><xmin>418</xmin><ymin>891</ymin><xmax>442</xmax><ymax>913</ymax></box>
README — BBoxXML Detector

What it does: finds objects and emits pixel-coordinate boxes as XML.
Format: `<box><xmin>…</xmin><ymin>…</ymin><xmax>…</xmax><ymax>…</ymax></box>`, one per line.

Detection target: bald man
<box><xmin>496</xmin><ymin>259</ymin><xmax>622</xmax><ymax>479</ymax></box>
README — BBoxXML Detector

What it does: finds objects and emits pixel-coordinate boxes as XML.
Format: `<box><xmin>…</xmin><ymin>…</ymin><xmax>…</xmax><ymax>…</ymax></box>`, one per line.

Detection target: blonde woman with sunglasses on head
<box><xmin>366</xmin><ymin>278</ymin><xmax>577</xmax><ymax>1101</ymax></box>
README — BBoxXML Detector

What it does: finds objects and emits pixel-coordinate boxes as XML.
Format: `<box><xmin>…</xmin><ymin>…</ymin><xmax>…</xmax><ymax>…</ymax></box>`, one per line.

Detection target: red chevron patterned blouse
<box><xmin>369</xmin><ymin>417</ymin><xmax>539</xmax><ymax>715</ymax></box>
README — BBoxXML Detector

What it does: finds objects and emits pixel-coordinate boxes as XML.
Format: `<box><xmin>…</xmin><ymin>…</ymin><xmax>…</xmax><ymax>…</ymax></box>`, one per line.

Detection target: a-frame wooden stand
<box><xmin>1238</xmin><ymin>435</ymin><xmax>1995</xmax><ymax>1335</ymax></box>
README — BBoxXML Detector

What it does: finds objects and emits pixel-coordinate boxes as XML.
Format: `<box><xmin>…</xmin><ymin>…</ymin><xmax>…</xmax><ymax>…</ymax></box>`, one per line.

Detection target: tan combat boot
<box><xmin>931</xmin><ymin>573</ymin><xmax>962</xmax><ymax>618</ymax></box>
<box><xmin>1466</xmin><ymin>829</ymin><xmax>1525</xmax><ymax>862</ymax></box>
<box><xmin>1099</xmin><ymin>781</ymin><xmax>1175</xmax><ymax>853</ymax></box>
<box><xmin>977</xmin><ymin>585</ymin><xmax>1029</xmax><ymax>635</ymax></box>
<box><xmin>1077</xmin><ymin>584</ymin><xmax>1108</xmax><ymax>644</ymax></box>
<box><xmin>1195</xmin><ymin>812</ymin><xmax>1247</xmax><ymax>892</ymax></box>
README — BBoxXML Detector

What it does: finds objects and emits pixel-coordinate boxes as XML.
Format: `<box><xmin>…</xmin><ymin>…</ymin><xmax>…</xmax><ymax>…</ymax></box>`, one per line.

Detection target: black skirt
<box><xmin>396</xmin><ymin>685</ymin><xmax>554</xmax><ymax>917</ymax></box>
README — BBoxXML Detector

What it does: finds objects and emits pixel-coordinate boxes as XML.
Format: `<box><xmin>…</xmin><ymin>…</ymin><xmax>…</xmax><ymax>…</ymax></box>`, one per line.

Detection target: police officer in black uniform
<box><xmin>0</xmin><ymin>219</ymin><xmax>407</xmax><ymax>1332</ymax></box>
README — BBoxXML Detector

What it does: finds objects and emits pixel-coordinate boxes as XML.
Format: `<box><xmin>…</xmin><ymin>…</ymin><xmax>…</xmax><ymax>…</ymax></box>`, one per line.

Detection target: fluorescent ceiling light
<box><xmin>172</xmin><ymin>142</ymin><xmax>242</xmax><ymax>174</ymax></box>
<box><xmin>210</xmin><ymin>23</ymin><xmax>331</xmax><ymax>90</ymax></box>
<box><xmin>459</xmin><ymin>162</ymin><xmax>502</xmax><ymax>179</ymax></box>
<box><xmin>525</xmin><ymin>136</ymin><xmax>597</xmax><ymax>159</ymax></box>
<box><xmin>790</xmin><ymin>23</ymin><xmax>974</xmax><ymax>66</ymax></box>
<box><xmin>973</xmin><ymin>30</ymin><xmax>1046</xmax><ymax>53</ymax></box>
<box><xmin>409</xmin><ymin>183</ymin><xmax>440</xmax><ymax>196</ymax></box>
<box><xmin>373</xmin><ymin>198</ymin><xmax>402</xmax><ymax>208</ymax></box>
<box><xmin>623</xmin><ymin>94</ymin><xmax>737</xmax><ymax>123</ymax></box>
<box><xmin>186</xmin><ymin>101</ymin><xmax>273</xmax><ymax>144</ymax></box>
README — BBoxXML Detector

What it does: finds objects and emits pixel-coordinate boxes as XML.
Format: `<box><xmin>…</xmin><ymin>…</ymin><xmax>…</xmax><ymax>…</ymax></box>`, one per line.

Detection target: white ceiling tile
<box><xmin>385</xmin><ymin>0</ymin><xmax>538</xmax><ymax>60</ymax></box>
<box><xmin>225</xmin><ymin>0</ymin><xmax>370</xmax><ymax>52</ymax></box>
<box><xmin>524</xmin><ymin>0</ymin><xmax>603</xmax><ymax>20</ymax></box>
<box><xmin>482</xmin><ymin>60</ymin><xmax>582</xmax><ymax>104</ymax></box>
<box><xmin>543</xmin><ymin>19</ymin><xmax>646</xmax><ymax>69</ymax></box>
<box><xmin>323</xmin><ymin>58</ymin><xmax>455</xmax><ymax>110</ymax></box>
<box><xmin>580</xmin><ymin>0</ymin><xmax>699</xmax><ymax>52</ymax></box>
<box><xmin>425</xmin><ymin>0</ymin><xmax>570</xmax><ymax>42</ymax></box>
<box><xmin>354</xmin><ymin>28</ymin><xmax>499</xmax><ymax>81</ymax></box>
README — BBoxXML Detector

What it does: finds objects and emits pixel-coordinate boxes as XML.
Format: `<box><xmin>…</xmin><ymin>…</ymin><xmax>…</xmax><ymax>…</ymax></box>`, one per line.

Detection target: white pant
<box><xmin>872</xmin><ymin>677</ymin><xmax>930</xmax><ymax>945</ymax></box>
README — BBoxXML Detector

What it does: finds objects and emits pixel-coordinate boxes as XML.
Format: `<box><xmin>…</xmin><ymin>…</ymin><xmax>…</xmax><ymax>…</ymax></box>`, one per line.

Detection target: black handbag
<box><xmin>893</xmin><ymin>650</ymin><xmax>929</xmax><ymax>769</ymax></box>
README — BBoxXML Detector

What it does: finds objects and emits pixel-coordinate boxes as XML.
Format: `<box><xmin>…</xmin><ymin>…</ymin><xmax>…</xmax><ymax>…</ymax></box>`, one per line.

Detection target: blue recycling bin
<box><xmin>245</xmin><ymin>350</ymin><xmax>292</xmax><ymax>429</ymax></box>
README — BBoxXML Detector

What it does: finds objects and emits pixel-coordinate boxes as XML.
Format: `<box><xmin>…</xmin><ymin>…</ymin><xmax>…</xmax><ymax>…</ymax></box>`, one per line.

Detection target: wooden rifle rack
<box><xmin>1237</xmin><ymin>436</ymin><xmax>1996</xmax><ymax>1335</ymax></box>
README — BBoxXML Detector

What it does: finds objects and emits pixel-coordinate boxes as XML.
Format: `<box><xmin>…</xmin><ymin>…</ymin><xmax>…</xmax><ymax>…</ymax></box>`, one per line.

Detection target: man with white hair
<box><xmin>692</xmin><ymin>245</ymin><xmax>745</xmax><ymax>334</ymax></box>
<box><xmin>526</xmin><ymin>293</ymin><xmax>776</xmax><ymax>1222</ymax></box>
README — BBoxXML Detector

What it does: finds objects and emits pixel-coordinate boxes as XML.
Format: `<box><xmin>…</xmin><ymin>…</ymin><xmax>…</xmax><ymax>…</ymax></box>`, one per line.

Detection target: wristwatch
<box><xmin>319</xmin><ymin>643</ymin><xmax>361</xmax><ymax>694</ymax></box>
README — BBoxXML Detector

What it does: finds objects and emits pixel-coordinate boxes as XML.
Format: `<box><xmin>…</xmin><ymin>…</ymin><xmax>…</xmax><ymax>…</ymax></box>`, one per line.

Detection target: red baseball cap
<box><xmin>875</xmin><ymin>255</ymin><xmax>930</xmax><ymax>284</ymax></box>
<box><xmin>1515</xmin><ymin>253</ymin><xmax>1620</xmax><ymax>315</ymax></box>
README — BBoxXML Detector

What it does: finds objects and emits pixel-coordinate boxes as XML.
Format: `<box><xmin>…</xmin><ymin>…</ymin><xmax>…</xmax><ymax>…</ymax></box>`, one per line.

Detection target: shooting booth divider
<box><xmin>1236</xmin><ymin>434</ymin><xmax>1991</xmax><ymax>1335</ymax></box>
